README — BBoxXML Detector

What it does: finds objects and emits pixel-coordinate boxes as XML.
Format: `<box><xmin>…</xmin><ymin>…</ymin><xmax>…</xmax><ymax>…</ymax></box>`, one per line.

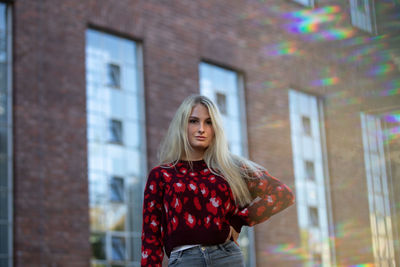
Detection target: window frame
<box><xmin>349</xmin><ymin>0</ymin><xmax>378</xmax><ymax>34</ymax></box>
<box><xmin>0</xmin><ymin>4</ymin><xmax>12</xmax><ymax>267</ymax></box>
<box><xmin>199</xmin><ymin>61</ymin><xmax>256</xmax><ymax>267</ymax></box>
<box><xmin>86</xmin><ymin>28</ymin><xmax>147</xmax><ymax>267</ymax></box>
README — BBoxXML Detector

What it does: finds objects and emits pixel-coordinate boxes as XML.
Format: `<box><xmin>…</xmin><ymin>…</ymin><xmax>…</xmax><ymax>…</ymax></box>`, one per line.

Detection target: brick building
<box><xmin>1</xmin><ymin>0</ymin><xmax>399</xmax><ymax>266</ymax></box>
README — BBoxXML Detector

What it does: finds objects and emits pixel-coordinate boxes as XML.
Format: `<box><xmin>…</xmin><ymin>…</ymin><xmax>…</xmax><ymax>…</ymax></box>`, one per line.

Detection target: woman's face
<box><xmin>187</xmin><ymin>104</ymin><xmax>215</xmax><ymax>157</ymax></box>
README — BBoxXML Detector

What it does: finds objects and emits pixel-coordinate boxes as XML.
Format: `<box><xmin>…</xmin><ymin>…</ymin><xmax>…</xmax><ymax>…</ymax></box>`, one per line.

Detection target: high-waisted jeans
<box><xmin>168</xmin><ymin>241</ymin><xmax>245</xmax><ymax>267</ymax></box>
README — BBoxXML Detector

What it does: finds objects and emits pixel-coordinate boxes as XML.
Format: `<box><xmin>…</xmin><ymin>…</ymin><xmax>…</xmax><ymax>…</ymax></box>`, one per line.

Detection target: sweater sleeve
<box><xmin>141</xmin><ymin>168</ymin><xmax>165</xmax><ymax>267</ymax></box>
<box><xmin>229</xmin><ymin>170</ymin><xmax>295</xmax><ymax>232</ymax></box>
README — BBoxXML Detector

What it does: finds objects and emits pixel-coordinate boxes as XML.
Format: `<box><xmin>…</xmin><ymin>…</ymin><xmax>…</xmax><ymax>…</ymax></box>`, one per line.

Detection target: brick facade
<box><xmin>12</xmin><ymin>0</ymin><xmax>399</xmax><ymax>266</ymax></box>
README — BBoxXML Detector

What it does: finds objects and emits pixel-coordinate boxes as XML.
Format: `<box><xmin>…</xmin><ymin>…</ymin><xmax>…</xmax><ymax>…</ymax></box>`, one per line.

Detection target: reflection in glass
<box><xmin>216</xmin><ymin>92</ymin><xmax>227</xmax><ymax>115</ymax></box>
<box><xmin>305</xmin><ymin>161</ymin><xmax>315</xmax><ymax>181</ymax></box>
<box><xmin>357</xmin><ymin>0</ymin><xmax>366</xmax><ymax>12</ymax></box>
<box><xmin>107</xmin><ymin>63</ymin><xmax>121</xmax><ymax>88</ymax></box>
<box><xmin>111</xmin><ymin>237</ymin><xmax>126</xmax><ymax>261</ymax></box>
<box><xmin>199</xmin><ymin>62</ymin><xmax>253</xmax><ymax>265</ymax></box>
<box><xmin>90</xmin><ymin>233</ymin><xmax>106</xmax><ymax>260</ymax></box>
<box><xmin>109</xmin><ymin>119</ymin><xmax>123</xmax><ymax>144</ymax></box>
<box><xmin>302</xmin><ymin>116</ymin><xmax>312</xmax><ymax>136</ymax></box>
<box><xmin>361</xmin><ymin>113</ymin><xmax>396</xmax><ymax>266</ymax></box>
<box><xmin>110</xmin><ymin>176</ymin><xmax>124</xmax><ymax>203</ymax></box>
<box><xmin>309</xmin><ymin>207</ymin><xmax>319</xmax><ymax>227</ymax></box>
<box><xmin>87</xmin><ymin>29</ymin><xmax>144</xmax><ymax>266</ymax></box>
<box><xmin>289</xmin><ymin>90</ymin><xmax>334</xmax><ymax>266</ymax></box>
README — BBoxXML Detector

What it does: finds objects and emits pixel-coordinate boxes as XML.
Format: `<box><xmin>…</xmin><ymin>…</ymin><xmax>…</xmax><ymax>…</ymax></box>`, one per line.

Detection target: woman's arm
<box><xmin>229</xmin><ymin>170</ymin><xmax>295</xmax><ymax>232</ymax></box>
<box><xmin>141</xmin><ymin>168</ymin><xmax>165</xmax><ymax>267</ymax></box>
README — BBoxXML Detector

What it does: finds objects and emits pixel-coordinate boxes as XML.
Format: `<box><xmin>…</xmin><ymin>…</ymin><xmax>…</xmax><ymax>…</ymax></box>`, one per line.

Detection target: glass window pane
<box><xmin>109</xmin><ymin>119</ymin><xmax>123</xmax><ymax>144</ymax></box>
<box><xmin>302</xmin><ymin>116</ymin><xmax>312</xmax><ymax>136</ymax></box>
<box><xmin>0</xmin><ymin>156</ymin><xmax>7</xmax><ymax>187</ymax></box>
<box><xmin>0</xmin><ymin>224</ymin><xmax>8</xmax><ymax>254</ymax></box>
<box><xmin>87</xmin><ymin>29</ymin><xmax>144</xmax><ymax>266</ymax></box>
<box><xmin>305</xmin><ymin>161</ymin><xmax>315</xmax><ymax>181</ymax></box>
<box><xmin>0</xmin><ymin>189</ymin><xmax>6</xmax><ymax>220</ymax></box>
<box><xmin>216</xmin><ymin>92</ymin><xmax>227</xmax><ymax>115</ymax></box>
<box><xmin>90</xmin><ymin>233</ymin><xmax>106</xmax><ymax>260</ymax></box>
<box><xmin>0</xmin><ymin>91</ymin><xmax>6</xmax><ymax>125</ymax></box>
<box><xmin>111</xmin><ymin>237</ymin><xmax>126</xmax><ymax>261</ymax></box>
<box><xmin>0</xmin><ymin>127</ymin><xmax>6</xmax><ymax>154</ymax></box>
<box><xmin>110</xmin><ymin>177</ymin><xmax>124</xmax><ymax>203</ymax></box>
<box><xmin>309</xmin><ymin>207</ymin><xmax>319</xmax><ymax>227</ymax></box>
<box><xmin>107</xmin><ymin>63</ymin><xmax>121</xmax><ymax>88</ymax></box>
<box><xmin>107</xmin><ymin>205</ymin><xmax>126</xmax><ymax>232</ymax></box>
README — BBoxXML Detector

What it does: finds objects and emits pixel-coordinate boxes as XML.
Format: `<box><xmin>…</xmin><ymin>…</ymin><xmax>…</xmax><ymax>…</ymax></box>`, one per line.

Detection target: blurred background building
<box><xmin>0</xmin><ymin>0</ymin><xmax>399</xmax><ymax>266</ymax></box>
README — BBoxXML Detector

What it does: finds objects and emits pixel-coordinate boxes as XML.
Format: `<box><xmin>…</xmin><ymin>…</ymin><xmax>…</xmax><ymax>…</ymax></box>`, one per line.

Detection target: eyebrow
<box><xmin>189</xmin><ymin>116</ymin><xmax>211</xmax><ymax>120</ymax></box>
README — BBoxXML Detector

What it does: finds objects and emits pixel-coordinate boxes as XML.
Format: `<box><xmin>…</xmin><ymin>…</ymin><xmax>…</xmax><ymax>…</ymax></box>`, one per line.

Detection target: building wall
<box><xmin>12</xmin><ymin>0</ymin><xmax>399</xmax><ymax>266</ymax></box>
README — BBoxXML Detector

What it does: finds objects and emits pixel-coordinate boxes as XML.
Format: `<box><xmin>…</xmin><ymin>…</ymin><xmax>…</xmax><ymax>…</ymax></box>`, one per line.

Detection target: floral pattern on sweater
<box><xmin>141</xmin><ymin>160</ymin><xmax>294</xmax><ymax>266</ymax></box>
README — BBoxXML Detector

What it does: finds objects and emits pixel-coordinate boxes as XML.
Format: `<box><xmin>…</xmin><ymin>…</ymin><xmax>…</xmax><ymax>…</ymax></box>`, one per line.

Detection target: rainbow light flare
<box><xmin>380</xmin><ymin>79</ymin><xmax>400</xmax><ymax>96</ymax></box>
<box><xmin>383</xmin><ymin>126</ymin><xmax>400</xmax><ymax>145</ymax></box>
<box><xmin>311</xmin><ymin>77</ymin><xmax>339</xmax><ymax>86</ymax></box>
<box><xmin>265</xmin><ymin>41</ymin><xmax>301</xmax><ymax>56</ymax></box>
<box><xmin>383</xmin><ymin>113</ymin><xmax>400</xmax><ymax>123</ymax></box>
<box><xmin>368</xmin><ymin>63</ymin><xmax>395</xmax><ymax>76</ymax></box>
<box><xmin>283</xmin><ymin>5</ymin><xmax>355</xmax><ymax>41</ymax></box>
<box><xmin>348</xmin><ymin>264</ymin><xmax>375</xmax><ymax>267</ymax></box>
<box><xmin>264</xmin><ymin>242</ymin><xmax>310</xmax><ymax>261</ymax></box>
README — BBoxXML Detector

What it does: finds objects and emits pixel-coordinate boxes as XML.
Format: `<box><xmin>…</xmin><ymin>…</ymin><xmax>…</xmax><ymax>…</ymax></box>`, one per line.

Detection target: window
<box><xmin>216</xmin><ymin>92</ymin><xmax>227</xmax><ymax>115</ymax></box>
<box><xmin>360</xmin><ymin>113</ymin><xmax>397</xmax><ymax>266</ymax></box>
<box><xmin>292</xmin><ymin>0</ymin><xmax>315</xmax><ymax>7</ymax></box>
<box><xmin>302</xmin><ymin>116</ymin><xmax>312</xmax><ymax>136</ymax></box>
<box><xmin>199</xmin><ymin>62</ymin><xmax>255</xmax><ymax>266</ymax></box>
<box><xmin>107</xmin><ymin>63</ymin><xmax>121</xmax><ymax>88</ymax></box>
<box><xmin>109</xmin><ymin>119</ymin><xmax>123</xmax><ymax>144</ymax></box>
<box><xmin>305</xmin><ymin>161</ymin><xmax>315</xmax><ymax>181</ymax></box>
<box><xmin>350</xmin><ymin>0</ymin><xmax>377</xmax><ymax>34</ymax></box>
<box><xmin>0</xmin><ymin>4</ymin><xmax>11</xmax><ymax>267</ymax></box>
<box><xmin>86</xmin><ymin>29</ymin><xmax>146</xmax><ymax>267</ymax></box>
<box><xmin>110</xmin><ymin>176</ymin><xmax>124</xmax><ymax>203</ymax></box>
<box><xmin>289</xmin><ymin>90</ymin><xmax>335</xmax><ymax>266</ymax></box>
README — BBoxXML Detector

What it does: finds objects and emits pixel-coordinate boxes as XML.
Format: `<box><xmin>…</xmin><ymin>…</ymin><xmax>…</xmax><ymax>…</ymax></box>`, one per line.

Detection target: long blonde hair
<box><xmin>158</xmin><ymin>94</ymin><xmax>264</xmax><ymax>207</ymax></box>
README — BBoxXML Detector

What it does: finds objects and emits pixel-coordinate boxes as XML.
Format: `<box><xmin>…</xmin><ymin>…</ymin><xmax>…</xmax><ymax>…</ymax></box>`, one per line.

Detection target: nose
<box><xmin>198</xmin><ymin>122</ymin><xmax>205</xmax><ymax>134</ymax></box>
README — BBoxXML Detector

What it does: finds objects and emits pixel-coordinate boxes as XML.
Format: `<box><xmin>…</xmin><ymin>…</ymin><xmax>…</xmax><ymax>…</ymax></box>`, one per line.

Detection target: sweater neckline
<box><xmin>177</xmin><ymin>159</ymin><xmax>207</xmax><ymax>171</ymax></box>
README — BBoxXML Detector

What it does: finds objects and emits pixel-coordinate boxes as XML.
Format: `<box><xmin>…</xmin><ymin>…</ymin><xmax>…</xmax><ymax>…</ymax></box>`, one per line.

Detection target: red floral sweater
<box><xmin>141</xmin><ymin>160</ymin><xmax>294</xmax><ymax>266</ymax></box>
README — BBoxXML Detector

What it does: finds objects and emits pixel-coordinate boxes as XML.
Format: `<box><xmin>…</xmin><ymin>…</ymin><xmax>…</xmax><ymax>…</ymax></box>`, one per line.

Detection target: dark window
<box><xmin>90</xmin><ymin>233</ymin><xmax>106</xmax><ymax>260</ymax></box>
<box><xmin>309</xmin><ymin>207</ymin><xmax>319</xmax><ymax>227</ymax></box>
<box><xmin>305</xmin><ymin>161</ymin><xmax>315</xmax><ymax>181</ymax></box>
<box><xmin>107</xmin><ymin>63</ymin><xmax>121</xmax><ymax>88</ymax></box>
<box><xmin>302</xmin><ymin>116</ymin><xmax>312</xmax><ymax>136</ymax></box>
<box><xmin>109</xmin><ymin>119</ymin><xmax>123</xmax><ymax>144</ymax></box>
<box><xmin>216</xmin><ymin>92</ymin><xmax>227</xmax><ymax>115</ymax></box>
<box><xmin>357</xmin><ymin>0</ymin><xmax>366</xmax><ymax>12</ymax></box>
<box><xmin>110</xmin><ymin>176</ymin><xmax>124</xmax><ymax>203</ymax></box>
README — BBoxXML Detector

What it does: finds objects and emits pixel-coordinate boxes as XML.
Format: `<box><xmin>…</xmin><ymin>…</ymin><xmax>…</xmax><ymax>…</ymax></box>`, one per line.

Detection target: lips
<box><xmin>195</xmin><ymin>136</ymin><xmax>206</xmax><ymax>140</ymax></box>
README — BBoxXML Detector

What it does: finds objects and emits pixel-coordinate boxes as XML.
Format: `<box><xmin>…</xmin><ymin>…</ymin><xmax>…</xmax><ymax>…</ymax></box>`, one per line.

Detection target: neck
<box><xmin>182</xmin><ymin>150</ymin><xmax>204</xmax><ymax>161</ymax></box>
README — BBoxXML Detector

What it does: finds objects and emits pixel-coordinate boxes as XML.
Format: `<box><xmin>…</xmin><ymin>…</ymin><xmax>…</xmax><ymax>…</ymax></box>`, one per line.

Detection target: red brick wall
<box><xmin>12</xmin><ymin>0</ymin><xmax>400</xmax><ymax>266</ymax></box>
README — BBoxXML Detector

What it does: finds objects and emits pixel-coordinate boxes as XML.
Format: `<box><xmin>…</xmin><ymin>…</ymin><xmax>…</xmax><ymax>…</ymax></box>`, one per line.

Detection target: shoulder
<box><xmin>147</xmin><ymin>164</ymin><xmax>177</xmax><ymax>180</ymax></box>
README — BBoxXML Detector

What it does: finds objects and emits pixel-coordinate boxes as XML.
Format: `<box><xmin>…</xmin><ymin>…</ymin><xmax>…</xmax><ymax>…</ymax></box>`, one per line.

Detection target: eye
<box><xmin>189</xmin><ymin>119</ymin><xmax>198</xmax><ymax>124</ymax></box>
<box><xmin>206</xmin><ymin>120</ymin><xmax>212</xmax><ymax>125</ymax></box>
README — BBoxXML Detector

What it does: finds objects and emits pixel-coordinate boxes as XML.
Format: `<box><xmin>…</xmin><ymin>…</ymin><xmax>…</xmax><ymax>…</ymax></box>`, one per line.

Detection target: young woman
<box><xmin>141</xmin><ymin>95</ymin><xmax>294</xmax><ymax>267</ymax></box>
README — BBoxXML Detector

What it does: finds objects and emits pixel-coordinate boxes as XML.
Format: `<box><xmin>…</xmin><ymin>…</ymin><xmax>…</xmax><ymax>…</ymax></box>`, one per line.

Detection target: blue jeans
<box><xmin>168</xmin><ymin>241</ymin><xmax>245</xmax><ymax>267</ymax></box>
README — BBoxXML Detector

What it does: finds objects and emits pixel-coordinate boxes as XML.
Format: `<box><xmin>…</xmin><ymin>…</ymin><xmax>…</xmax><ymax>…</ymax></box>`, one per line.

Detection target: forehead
<box><xmin>190</xmin><ymin>104</ymin><xmax>210</xmax><ymax>118</ymax></box>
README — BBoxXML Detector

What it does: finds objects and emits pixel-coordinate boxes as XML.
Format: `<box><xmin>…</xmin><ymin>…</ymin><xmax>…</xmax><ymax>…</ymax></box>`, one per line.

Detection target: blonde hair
<box><xmin>158</xmin><ymin>94</ymin><xmax>264</xmax><ymax>207</ymax></box>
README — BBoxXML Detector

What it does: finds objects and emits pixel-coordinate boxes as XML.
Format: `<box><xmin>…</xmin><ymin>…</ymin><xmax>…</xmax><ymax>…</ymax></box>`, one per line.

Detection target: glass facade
<box><xmin>350</xmin><ymin>0</ymin><xmax>377</xmax><ymax>34</ymax></box>
<box><xmin>361</xmin><ymin>113</ymin><xmax>396</xmax><ymax>267</ymax></box>
<box><xmin>0</xmin><ymin>3</ymin><xmax>11</xmax><ymax>267</ymax></box>
<box><xmin>199</xmin><ymin>62</ymin><xmax>255</xmax><ymax>267</ymax></box>
<box><xmin>289</xmin><ymin>90</ymin><xmax>335</xmax><ymax>266</ymax></box>
<box><xmin>86</xmin><ymin>29</ymin><xmax>146</xmax><ymax>267</ymax></box>
<box><xmin>292</xmin><ymin>0</ymin><xmax>315</xmax><ymax>7</ymax></box>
